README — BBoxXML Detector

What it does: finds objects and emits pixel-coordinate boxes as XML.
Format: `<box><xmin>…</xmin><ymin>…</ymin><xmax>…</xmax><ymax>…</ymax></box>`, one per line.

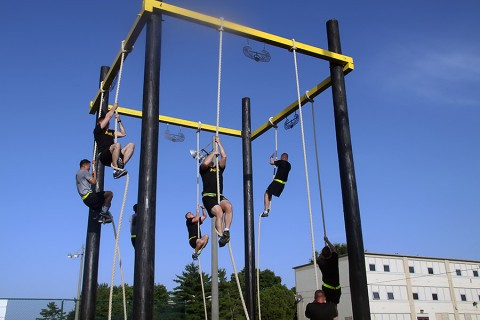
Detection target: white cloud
<box><xmin>376</xmin><ymin>42</ymin><xmax>480</xmax><ymax>107</ymax></box>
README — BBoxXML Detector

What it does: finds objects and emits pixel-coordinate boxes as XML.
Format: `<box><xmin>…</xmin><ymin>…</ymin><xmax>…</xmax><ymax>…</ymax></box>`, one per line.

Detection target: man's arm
<box><xmin>99</xmin><ymin>103</ymin><xmax>119</xmax><ymax>129</ymax></box>
<box><xmin>215</xmin><ymin>136</ymin><xmax>227</xmax><ymax>169</ymax></box>
<box><xmin>200</xmin><ymin>151</ymin><xmax>220</xmax><ymax>170</ymax></box>
<box><xmin>115</xmin><ymin>113</ymin><xmax>127</xmax><ymax>138</ymax></box>
<box><xmin>199</xmin><ymin>204</ymin><xmax>207</xmax><ymax>222</ymax></box>
<box><xmin>269</xmin><ymin>154</ymin><xmax>276</xmax><ymax>165</ymax></box>
<box><xmin>87</xmin><ymin>160</ymin><xmax>97</xmax><ymax>185</ymax></box>
<box><xmin>324</xmin><ymin>236</ymin><xmax>337</xmax><ymax>253</ymax></box>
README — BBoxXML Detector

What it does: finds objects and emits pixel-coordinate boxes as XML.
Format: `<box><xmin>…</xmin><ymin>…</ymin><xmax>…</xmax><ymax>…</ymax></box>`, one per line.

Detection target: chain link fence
<box><xmin>0</xmin><ymin>298</ymin><xmax>191</xmax><ymax>320</ymax></box>
<box><xmin>0</xmin><ymin>298</ymin><xmax>76</xmax><ymax>320</ymax></box>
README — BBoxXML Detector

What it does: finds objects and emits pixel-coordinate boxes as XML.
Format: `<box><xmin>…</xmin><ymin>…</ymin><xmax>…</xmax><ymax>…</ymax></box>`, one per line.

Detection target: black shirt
<box><xmin>200</xmin><ymin>165</ymin><xmax>224</xmax><ymax>194</ymax></box>
<box><xmin>93</xmin><ymin>124</ymin><xmax>115</xmax><ymax>153</ymax></box>
<box><xmin>186</xmin><ymin>217</ymin><xmax>202</xmax><ymax>239</ymax></box>
<box><xmin>305</xmin><ymin>301</ymin><xmax>337</xmax><ymax>320</ymax></box>
<box><xmin>274</xmin><ymin>160</ymin><xmax>291</xmax><ymax>182</ymax></box>
<box><xmin>317</xmin><ymin>252</ymin><xmax>339</xmax><ymax>286</ymax></box>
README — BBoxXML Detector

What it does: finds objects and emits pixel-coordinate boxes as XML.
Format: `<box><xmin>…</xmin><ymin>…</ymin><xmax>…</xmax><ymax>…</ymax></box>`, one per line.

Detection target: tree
<box><xmin>171</xmin><ymin>262</ymin><xmax>212</xmax><ymax>320</ymax></box>
<box><xmin>38</xmin><ymin>301</ymin><xmax>66</xmax><ymax>320</ymax></box>
<box><xmin>259</xmin><ymin>285</ymin><xmax>296</xmax><ymax>320</ymax></box>
<box><xmin>223</xmin><ymin>268</ymin><xmax>295</xmax><ymax>320</ymax></box>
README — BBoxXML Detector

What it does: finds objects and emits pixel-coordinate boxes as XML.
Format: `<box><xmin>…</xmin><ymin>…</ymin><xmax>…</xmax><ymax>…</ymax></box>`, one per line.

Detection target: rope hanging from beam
<box><xmin>306</xmin><ymin>91</ymin><xmax>328</xmax><ymax>239</ymax></box>
<box><xmin>113</xmin><ymin>40</ymin><xmax>129</xmax><ymax>144</ymax></box>
<box><xmin>213</xmin><ymin>18</ymin><xmax>250</xmax><ymax>320</ymax></box>
<box><xmin>291</xmin><ymin>39</ymin><xmax>319</xmax><ymax>290</ymax></box>
<box><xmin>108</xmin><ymin>173</ymin><xmax>130</xmax><ymax>320</ymax></box>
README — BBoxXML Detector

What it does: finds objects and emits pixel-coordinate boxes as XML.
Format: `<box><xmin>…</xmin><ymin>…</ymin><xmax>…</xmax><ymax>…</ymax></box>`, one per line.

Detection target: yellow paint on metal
<box><xmin>251</xmin><ymin>63</ymin><xmax>352</xmax><ymax>141</ymax></box>
<box><xmin>150</xmin><ymin>1</ymin><xmax>354</xmax><ymax>66</ymax></box>
<box><xmin>106</xmin><ymin>105</ymin><xmax>242</xmax><ymax>137</ymax></box>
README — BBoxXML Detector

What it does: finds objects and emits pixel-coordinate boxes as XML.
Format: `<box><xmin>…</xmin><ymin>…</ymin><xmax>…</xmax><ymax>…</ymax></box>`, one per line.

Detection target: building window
<box><xmin>373</xmin><ymin>292</ymin><xmax>380</xmax><ymax>300</ymax></box>
<box><xmin>384</xmin><ymin>265</ymin><xmax>390</xmax><ymax>272</ymax></box>
<box><xmin>369</xmin><ymin>264</ymin><xmax>376</xmax><ymax>271</ymax></box>
<box><xmin>456</xmin><ymin>269</ymin><xmax>462</xmax><ymax>276</ymax></box>
<box><xmin>409</xmin><ymin>266</ymin><xmax>415</xmax><ymax>273</ymax></box>
<box><xmin>413</xmin><ymin>293</ymin><xmax>419</xmax><ymax>300</ymax></box>
<box><xmin>473</xmin><ymin>270</ymin><xmax>478</xmax><ymax>277</ymax></box>
<box><xmin>428</xmin><ymin>267</ymin><xmax>434</xmax><ymax>274</ymax></box>
<box><xmin>460</xmin><ymin>294</ymin><xmax>466</xmax><ymax>301</ymax></box>
<box><xmin>432</xmin><ymin>293</ymin><xmax>438</xmax><ymax>301</ymax></box>
<box><xmin>387</xmin><ymin>292</ymin><xmax>394</xmax><ymax>300</ymax></box>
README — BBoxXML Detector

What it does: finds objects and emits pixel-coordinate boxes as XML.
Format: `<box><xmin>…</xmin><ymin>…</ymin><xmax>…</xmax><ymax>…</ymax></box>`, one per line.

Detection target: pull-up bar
<box><xmin>89</xmin><ymin>0</ymin><xmax>354</xmax><ymax>115</ymax></box>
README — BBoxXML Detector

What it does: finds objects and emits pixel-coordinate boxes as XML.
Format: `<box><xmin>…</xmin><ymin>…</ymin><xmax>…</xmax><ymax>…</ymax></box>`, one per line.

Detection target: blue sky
<box><xmin>1</xmin><ymin>0</ymin><xmax>479</xmax><ymax>301</ymax></box>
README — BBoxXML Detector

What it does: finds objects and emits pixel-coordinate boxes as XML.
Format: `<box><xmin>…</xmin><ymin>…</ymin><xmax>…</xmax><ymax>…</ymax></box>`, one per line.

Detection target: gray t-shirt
<box><xmin>76</xmin><ymin>169</ymin><xmax>92</xmax><ymax>197</ymax></box>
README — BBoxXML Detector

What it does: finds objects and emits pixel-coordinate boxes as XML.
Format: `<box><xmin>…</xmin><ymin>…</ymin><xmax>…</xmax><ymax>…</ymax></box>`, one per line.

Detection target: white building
<box><xmin>294</xmin><ymin>253</ymin><xmax>480</xmax><ymax>320</ymax></box>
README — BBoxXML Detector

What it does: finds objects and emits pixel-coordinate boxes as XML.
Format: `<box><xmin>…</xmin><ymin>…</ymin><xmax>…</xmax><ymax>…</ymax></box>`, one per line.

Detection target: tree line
<box><xmin>39</xmin><ymin>263</ymin><xmax>297</xmax><ymax>320</ymax></box>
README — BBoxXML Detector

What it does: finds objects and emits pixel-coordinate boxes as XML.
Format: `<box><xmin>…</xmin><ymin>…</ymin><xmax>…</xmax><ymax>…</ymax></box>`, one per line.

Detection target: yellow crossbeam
<box><xmin>251</xmin><ymin>63</ymin><xmax>351</xmax><ymax>141</ymax></box>
<box><xmin>111</xmin><ymin>105</ymin><xmax>241</xmax><ymax>137</ymax></box>
<box><xmin>147</xmin><ymin>0</ymin><xmax>354</xmax><ymax>67</ymax></box>
<box><xmin>89</xmin><ymin>11</ymin><xmax>149</xmax><ymax>114</ymax></box>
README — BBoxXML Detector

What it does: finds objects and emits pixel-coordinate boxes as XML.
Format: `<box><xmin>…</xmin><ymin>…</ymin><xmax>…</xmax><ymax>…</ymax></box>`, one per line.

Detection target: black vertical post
<box><xmin>80</xmin><ymin>65</ymin><xmax>109</xmax><ymax>320</ymax></box>
<box><xmin>327</xmin><ymin>19</ymin><xmax>371</xmax><ymax>320</ymax></box>
<box><xmin>133</xmin><ymin>12</ymin><xmax>161</xmax><ymax>320</ymax></box>
<box><xmin>242</xmin><ymin>97</ymin><xmax>256</xmax><ymax>319</ymax></box>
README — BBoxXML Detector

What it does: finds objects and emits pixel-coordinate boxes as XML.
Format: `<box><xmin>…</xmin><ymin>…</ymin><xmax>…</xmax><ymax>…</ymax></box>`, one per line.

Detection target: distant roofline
<box><xmin>292</xmin><ymin>252</ymin><xmax>480</xmax><ymax>270</ymax></box>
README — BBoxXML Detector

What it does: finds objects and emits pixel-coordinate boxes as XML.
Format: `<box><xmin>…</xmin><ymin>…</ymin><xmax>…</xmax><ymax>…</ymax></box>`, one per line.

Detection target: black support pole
<box><xmin>133</xmin><ymin>12</ymin><xmax>161</xmax><ymax>320</ymax></box>
<box><xmin>327</xmin><ymin>19</ymin><xmax>371</xmax><ymax>320</ymax></box>
<box><xmin>242</xmin><ymin>97</ymin><xmax>257</xmax><ymax>320</ymax></box>
<box><xmin>80</xmin><ymin>66</ymin><xmax>109</xmax><ymax>320</ymax></box>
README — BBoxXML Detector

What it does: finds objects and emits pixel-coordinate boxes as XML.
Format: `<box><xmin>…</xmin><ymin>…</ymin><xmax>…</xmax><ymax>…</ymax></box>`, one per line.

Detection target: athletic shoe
<box><xmin>117</xmin><ymin>158</ymin><xmax>124</xmax><ymax>169</ymax></box>
<box><xmin>261</xmin><ymin>210</ymin><xmax>269</xmax><ymax>218</ymax></box>
<box><xmin>113</xmin><ymin>169</ymin><xmax>128</xmax><ymax>179</ymax></box>
<box><xmin>219</xmin><ymin>230</ymin><xmax>230</xmax><ymax>247</ymax></box>
<box><xmin>99</xmin><ymin>211</ymin><xmax>113</xmax><ymax>224</ymax></box>
<box><xmin>192</xmin><ymin>252</ymin><xmax>199</xmax><ymax>260</ymax></box>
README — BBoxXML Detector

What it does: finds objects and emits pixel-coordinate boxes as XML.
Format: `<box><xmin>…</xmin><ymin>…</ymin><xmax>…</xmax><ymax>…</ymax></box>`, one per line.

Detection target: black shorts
<box><xmin>99</xmin><ymin>151</ymin><xmax>113</xmax><ymax>167</ymax></box>
<box><xmin>202</xmin><ymin>195</ymin><xmax>227</xmax><ymax>218</ymax></box>
<box><xmin>83</xmin><ymin>191</ymin><xmax>106</xmax><ymax>212</ymax></box>
<box><xmin>99</xmin><ymin>150</ymin><xmax>123</xmax><ymax>167</ymax></box>
<box><xmin>266</xmin><ymin>180</ymin><xmax>285</xmax><ymax>197</ymax></box>
<box><xmin>189</xmin><ymin>237</ymin><xmax>197</xmax><ymax>249</ymax></box>
<box><xmin>322</xmin><ymin>285</ymin><xmax>341</xmax><ymax>304</ymax></box>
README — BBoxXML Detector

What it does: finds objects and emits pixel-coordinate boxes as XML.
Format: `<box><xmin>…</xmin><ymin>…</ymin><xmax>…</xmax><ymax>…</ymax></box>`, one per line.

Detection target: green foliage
<box><xmin>58</xmin><ymin>263</ymin><xmax>295</xmax><ymax>319</ymax></box>
<box><xmin>259</xmin><ymin>284</ymin><xmax>296</xmax><ymax>320</ymax></box>
<box><xmin>171</xmin><ymin>262</ymin><xmax>212</xmax><ymax>320</ymax></box>
<box><xmin>38</xmin><ymin>301</ymin><xmax>67</xmax><ymax>319</ymax></box>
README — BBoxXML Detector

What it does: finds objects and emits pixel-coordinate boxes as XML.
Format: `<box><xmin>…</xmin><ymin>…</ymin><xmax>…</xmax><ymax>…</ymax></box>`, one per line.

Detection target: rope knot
<box><xmin>305</xmin><ymin>90</ymin><xmax>314</xmax><ymax>103</ymax></box>
<box><xmin>289</xmin><ymin>39</ymin><xmax>297</xmax><ymax>52</ymax></box>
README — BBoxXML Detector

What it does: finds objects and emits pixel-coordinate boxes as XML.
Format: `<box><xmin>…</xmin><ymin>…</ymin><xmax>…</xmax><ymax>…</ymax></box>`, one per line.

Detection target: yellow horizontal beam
<box><xmin>89</xmin><ymin>11</ymin><xmax>150</xmax><ymax>114</ymax></box>
<box><xmin>251</xmin><ymin>64</ymin><xmax>352</xmax><ymax>141</ymax></box>
<box><xmin>148</xmin><ymin>1</ymin><xmax>354</xmax><ymax>67</ymax></box>
<box><xmin>108</xmin><ymin>105</ymin><xmax>242</xmax><ymax>137</ymax></box>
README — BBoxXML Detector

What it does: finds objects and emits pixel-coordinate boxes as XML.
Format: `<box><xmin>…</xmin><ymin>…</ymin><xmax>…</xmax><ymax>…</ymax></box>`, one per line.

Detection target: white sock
<box><xmin>224</xmin><ymin>228</ymin><xmax>229</xmax><ymax>232</ymax></box>
<box><xmin>102</xmin><ymin>206</ymin><xmax>109</xmax><ymax>213</ymax></box>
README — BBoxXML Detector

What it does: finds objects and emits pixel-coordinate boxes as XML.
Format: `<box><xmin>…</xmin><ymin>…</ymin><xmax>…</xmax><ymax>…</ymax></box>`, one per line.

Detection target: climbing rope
<box><xmin>108</xmin><ymin>173</ymin><xmax>130</xmax><ymax>320</ymax></box>
<box><xmin>92</xmin><ymin>83</ymin><xmax>105</xmax><ymax>190</ymax></box>
<box><xmin>269</xmin><ymin>117</ymin><xmax>278</xmax><ymax>177</ymax></box>
<box><xmin>307</xmin><ymin>91</ymin><xmax>328</xmax><ymax>238</ymax></box>
<box><xmin>197</xmin><ymin>256</ymin><xmax>208</xmax><ymax>320</ymax></box>
<box><xmin>256</xmin><ymin>116</ymin><xmax>278</xmax><ymax>319</ymax></box>
<box><xmin>291</xmin><ymin>39</ymin><xmax>319</xmax><ymax>289</ymax></box>
<box><xmin>195</xmin><ymin>122</ymin><xmax>208</xmax><ymax>320</ymax></box>
<box><xmin>109</xmin><ymin>220</ymin><xmax>127</xmax><ymax>320</ymax></box>
<box><xmin>213</xmin><ymin>18</ymin><xmax>250</xmax><ymax>320</ymax></box>
<box><xmin>114</xmin><ymin>40</ymin><xmax>129</xmax><ymax>144</ymax></box>
<box><xmin>256</xmin><ymin>215</ymin><xmax>263</xmax><ymax>320</ymax></box>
